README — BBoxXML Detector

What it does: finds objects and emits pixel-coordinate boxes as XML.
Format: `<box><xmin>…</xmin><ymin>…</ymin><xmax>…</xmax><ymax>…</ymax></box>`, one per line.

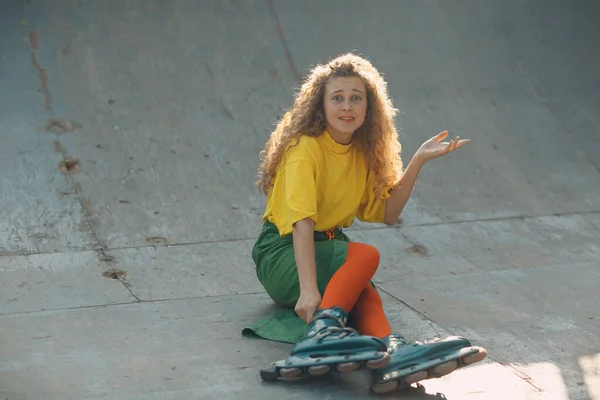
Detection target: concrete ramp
<box><xmin>1</xmin><ymin>1</ymin><xmax>599</xmax><ymax>399</ymax></box>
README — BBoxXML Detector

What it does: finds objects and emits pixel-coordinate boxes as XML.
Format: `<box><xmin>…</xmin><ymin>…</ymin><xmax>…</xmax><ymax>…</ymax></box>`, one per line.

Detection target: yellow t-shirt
<box><xmin>263</xmin><ymin>130</ymin><xmax>391</xmax><ymax>236</ymax></box>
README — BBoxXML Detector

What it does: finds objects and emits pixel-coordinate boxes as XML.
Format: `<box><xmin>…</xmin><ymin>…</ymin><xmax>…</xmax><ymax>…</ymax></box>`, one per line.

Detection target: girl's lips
<box><xmin>339</xmin><ymin>117</ymin><xmax>355</xmax><ymax>123</ymax></box>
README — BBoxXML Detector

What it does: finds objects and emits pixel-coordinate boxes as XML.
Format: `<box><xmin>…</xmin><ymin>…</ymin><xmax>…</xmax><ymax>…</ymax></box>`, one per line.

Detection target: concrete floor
<box><xmin>1</xmin><ymin>0</ymin><xmax>600</xmax><ymax>399</ymax></box>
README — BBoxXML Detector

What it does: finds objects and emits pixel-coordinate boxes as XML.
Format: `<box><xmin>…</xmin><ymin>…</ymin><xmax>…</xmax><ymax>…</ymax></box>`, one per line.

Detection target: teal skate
<box><xmin>371</xmin><ymin>334</ymin><xmax>488</xmax><ymax>394</ymax></box>
<box><xmin>260</xmin><ymin>307</ymin><xmax>391</xmax><ymax>381</ymax></box>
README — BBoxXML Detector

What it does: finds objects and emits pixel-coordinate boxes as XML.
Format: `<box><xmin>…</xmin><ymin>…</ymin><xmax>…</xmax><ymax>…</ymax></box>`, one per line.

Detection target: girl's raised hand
<box><xmin>415</xmin><ymin>130</ymin><xmax>470</xmax><ymax>163</ymax></box>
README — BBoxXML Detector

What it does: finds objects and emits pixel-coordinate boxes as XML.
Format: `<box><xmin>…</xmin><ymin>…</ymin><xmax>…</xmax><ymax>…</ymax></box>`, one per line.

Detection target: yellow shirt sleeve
<box><xmin>356</xmin><ymin>169</ymin><xmax>390</xmax><ymax>223</ymax></box>
<box><xmin>266</xmin><ymin>137</ymin><xmax>321</xmax><ymax>235</ymax></box>
<box><xmin>284</xmin><ymin>159</ymin><xmax>318</xmax><ymax>226</ymax></box>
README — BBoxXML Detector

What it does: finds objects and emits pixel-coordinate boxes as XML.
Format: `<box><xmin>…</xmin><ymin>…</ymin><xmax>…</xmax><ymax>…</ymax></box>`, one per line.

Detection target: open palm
<box><xmin>416</xmin><ymin>130</ymin><xmax>470</xmax><ymax>163</ymax></box>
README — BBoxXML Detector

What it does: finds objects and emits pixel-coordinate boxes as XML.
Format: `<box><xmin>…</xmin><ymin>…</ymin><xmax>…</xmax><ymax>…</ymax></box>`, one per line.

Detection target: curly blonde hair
<box><xmin>257</xmin><ymin>53</ymin><xmax>403</xmax><ymax>197</ymax></box>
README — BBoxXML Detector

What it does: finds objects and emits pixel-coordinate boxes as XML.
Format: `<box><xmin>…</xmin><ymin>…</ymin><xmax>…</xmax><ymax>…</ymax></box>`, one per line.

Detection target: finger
<box><xmin>295</xmin><ymin>305</ymin><xmax>306</xmax><ymax>323</ymax></box>
<box><xmin>302</xmin><ymin>310</ymin><xmax>309</xmax><ymax>323</ymax></box>
<box><xmin>435</xmin><ymin>130</ymin><xmax>449</xmax><ymax>142</ymax></box>
<box><xmin>451</xmin><ymin>137</ymin><xmax>460</xmax><ymax>152</ymax></box>
<box><xmin>455</xmin><ymin>139</ymin><xmax>471</xmax><ymax>149</ymax></box>
<box><xmin>447</xmin><ymin>137</ymin><xmax>458</xmax><ymax>152</ymax></box>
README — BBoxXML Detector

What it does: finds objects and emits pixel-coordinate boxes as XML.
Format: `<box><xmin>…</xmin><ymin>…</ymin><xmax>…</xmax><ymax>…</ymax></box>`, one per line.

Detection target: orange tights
<box><xmin>320</xmin><ymin>242</ymin><xmax>392</xmax><ymax>338</ymax></box>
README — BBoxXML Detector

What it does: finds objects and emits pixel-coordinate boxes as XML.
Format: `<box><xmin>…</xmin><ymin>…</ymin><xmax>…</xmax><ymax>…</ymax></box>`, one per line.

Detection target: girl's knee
<box><xmin>348</xmin><ymin>242</ymin><xmax>381</xmax><ymax>272</ymax></box>
<box><xmin>364</xmin><ymin>243</ymin><xmax>381</xmax><ymax>265</ymax></box>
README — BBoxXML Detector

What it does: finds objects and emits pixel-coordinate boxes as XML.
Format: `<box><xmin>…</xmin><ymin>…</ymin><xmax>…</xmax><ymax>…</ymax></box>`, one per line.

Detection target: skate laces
<box><xmin>314</xmin><ymin>326</ymin><xmax>358</xmax><ymax>342</ymax></box>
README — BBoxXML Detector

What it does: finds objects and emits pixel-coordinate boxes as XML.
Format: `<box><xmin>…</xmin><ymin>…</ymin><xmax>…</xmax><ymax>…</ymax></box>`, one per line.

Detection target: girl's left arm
<box><xmin>382</xmin><ymin>155</ymin><xmax>424</xmax><ymax>225</ymax></box>
<box><xmin>383</xmin><ymin>131</ymin><xmax>468</xmax><ymax>225</ymax></box>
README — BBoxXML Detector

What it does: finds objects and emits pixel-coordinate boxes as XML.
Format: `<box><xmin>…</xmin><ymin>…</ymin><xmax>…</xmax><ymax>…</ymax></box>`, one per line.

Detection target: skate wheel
<box><xmin>260</xmin><ymin>365</ymin><xmax>280</xmax><ymax>381</ymax></box>
<box><xmin>280</xmin><ymin>367</ymin><xmax>303</xmax><ymax>378</ymax></box>
<box><xmin>432</xmin><ymin>360</ymin><xmax>458</xmax><ymax>377</ymax></box>
<box><xmin>307</xmin><ymin>364</ymin><xmax>331</xmax><ymax>376</ymax></box>
<box><xmin>366</xmin><ymin>352</ymin><xmax>391</xmax><ymax>370</ymax></box>
<box><xmin>404</xmin><ymin>370</ymin><xmax>428</xmax><ymax>385</ymax></box>
<box><xmin>372</xmin><ymin>379</ymin><xmax>399</xmax><ymax>394</ymax></box>
<box><xmin>462</xmin><ymin>347</ymin><xmax>487</xmax><ymax>366</ymax></box>
<box><xmin>336</xmin><ymin>361</ymin><xmax>360</xmax><ymax>373</ymax></box>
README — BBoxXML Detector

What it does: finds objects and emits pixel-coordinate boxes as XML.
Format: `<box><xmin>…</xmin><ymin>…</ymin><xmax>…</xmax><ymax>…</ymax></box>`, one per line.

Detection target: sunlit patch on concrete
<box><xmin>579</xmin><ymin>353</ymin><xmax>600</xmax><ymax>399</ymax></box>
<box><xmin>507</xmin><ymin>362</ymin><xmax>570</xmax><ymax>399</ymax></box>
<box><xmin>417</xmin><ymin>360</ymin><xmax>570</xmax><ymax>399</ymax></box>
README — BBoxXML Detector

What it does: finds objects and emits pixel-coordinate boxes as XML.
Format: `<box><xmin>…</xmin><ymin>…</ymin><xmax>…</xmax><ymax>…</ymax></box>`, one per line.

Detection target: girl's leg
<box><xmin>319</xmin><ymin>242</ymin><xmax>488</xmax><ymax>392</ymax></box>
<box><xmin>319</xmin><ymin>242</ymin><xmax>381</xmax><ymax>311</ymax></box>
<box><xmin>264</xmin><ymin>242</ymin><xmax>392</xmax><ymax>379</ymax></box>
<box><xmin>350</xmin><ymin>284</ymin><xmax>393</xmax><ymax>338</ymax></box>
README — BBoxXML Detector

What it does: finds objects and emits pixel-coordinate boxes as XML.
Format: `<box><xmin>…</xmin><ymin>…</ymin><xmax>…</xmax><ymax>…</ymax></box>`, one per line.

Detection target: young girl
<box><xmin>244</xmin><ymin>53</ymin><xmax>487</xmax><ymax>394</ymax></box>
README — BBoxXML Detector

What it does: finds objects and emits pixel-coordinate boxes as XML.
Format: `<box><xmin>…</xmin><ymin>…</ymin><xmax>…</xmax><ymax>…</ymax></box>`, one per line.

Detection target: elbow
<box><xmin>382</xmin><ymin>210</ymin><xmax>401</xmax><ymax>226</ymax></box>
<box><xmin>382</xmin><ymin>214</ymin><xmax>397</xmax><ymax>226</ymax></box>
<box><xmin>382</xmin><ymin>205</ymin><xmax>402</xmax><ymax>226</ymax></box>
<box><xmin>383</xmin><ymin>218</ymin><xmax>396</xmax><ymax>226</ymax></box>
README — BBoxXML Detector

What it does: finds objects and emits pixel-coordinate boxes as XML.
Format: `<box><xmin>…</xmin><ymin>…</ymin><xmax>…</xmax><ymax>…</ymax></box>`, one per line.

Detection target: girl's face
<box><xmin>323</xmin><ymin>76</ymin><xmax>367</xmax><ymax>144</ymax></box>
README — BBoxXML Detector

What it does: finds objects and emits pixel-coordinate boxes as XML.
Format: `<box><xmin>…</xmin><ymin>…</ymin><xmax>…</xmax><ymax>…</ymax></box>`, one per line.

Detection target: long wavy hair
<box><xmin>257</xmin><ymin>53</ymin><xmax>403</xmax><ymax>197</ymax></box>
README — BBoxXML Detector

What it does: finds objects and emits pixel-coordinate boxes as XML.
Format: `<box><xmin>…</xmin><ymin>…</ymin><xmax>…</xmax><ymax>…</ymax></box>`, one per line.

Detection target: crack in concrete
<box><xmin>23</xmin><ymin>2</ymin><xmax>51</xmax><ymax>111</ymax></box>
<box><xmin>2</xmin><ymin>209</ymin><xmax>598</xmax><ymax>258</ymax></box>
<box><xmin>95</xmin><ymin>246</ymin><xmax>141</xmax><ymax>301</ymax></box>
<box><xmin>398</xmin><ymin>209</ymin><xmax>600</xmax><ymax>228</ymax></box>
<box><xmin>0</xmin><ymin>291</ymin><xmax>266</xmax><ymax>317</ymax></box>
<box><xmin>21</xmin><ymin>0</ymin><xmax>141</xmax><ymax>303</ymax></box>
<box><xmin>266</xmin><ymin>0</ymin><xmax>300</xmax><ymax>83</ymax></box>
<box><xmin>498</xmin><ymin>362</ymin><xmax>544</xmax><ymax>392</ymax></box>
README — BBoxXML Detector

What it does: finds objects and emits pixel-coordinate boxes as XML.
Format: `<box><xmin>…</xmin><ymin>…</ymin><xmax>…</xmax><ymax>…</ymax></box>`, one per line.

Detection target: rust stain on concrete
<box><xmin>30</xmin><ymin>52</ymin><xmax>51</xmax><ymax>111</ymax></box>
<box><xmin>28</xmin><ymin>29</ymin><xmax>39</xmax><ymax>49</ymax></box>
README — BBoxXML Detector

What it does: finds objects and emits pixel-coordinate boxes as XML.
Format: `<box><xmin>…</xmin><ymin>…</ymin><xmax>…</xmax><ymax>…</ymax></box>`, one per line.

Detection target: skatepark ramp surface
<box><xmin>1</xmin><ymin>1</ymin><xmax>599</xmax><ymax>399</ymax></box>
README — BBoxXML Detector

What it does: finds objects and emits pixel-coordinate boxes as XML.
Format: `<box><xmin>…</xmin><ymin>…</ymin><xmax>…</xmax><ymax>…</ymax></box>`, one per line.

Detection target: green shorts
<box><xmin>242</xmin><ymin>221</ymin><xmax>350</xmax><ymax>343</ymax></box>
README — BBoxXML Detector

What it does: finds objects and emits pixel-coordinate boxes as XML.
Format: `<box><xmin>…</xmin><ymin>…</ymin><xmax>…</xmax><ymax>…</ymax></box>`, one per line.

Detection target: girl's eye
<box><xmin>331</xmin><ymin>95</ymin><xmax>362</xmax><ymax>101</ymax></box>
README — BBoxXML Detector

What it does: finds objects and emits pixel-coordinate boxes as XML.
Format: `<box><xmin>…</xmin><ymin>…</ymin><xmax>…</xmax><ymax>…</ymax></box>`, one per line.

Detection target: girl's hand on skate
<box><xmin>295</xmin><ymin>288</ymin><xmax>322</xmax><ymax>323</ymax></box>
<box><xmin>415</xmin><ymin>130</ymin><xmax>470</xmax><ymax>163</ymax></box>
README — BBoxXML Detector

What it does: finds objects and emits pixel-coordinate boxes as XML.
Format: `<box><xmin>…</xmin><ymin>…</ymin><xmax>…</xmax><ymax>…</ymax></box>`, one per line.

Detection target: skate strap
<box><xmin>312</xmin><ymin>307</ymin><xmax>348</xmax><ymax>326</ymax></box>
<box><xmin>314</xmin><ymin>326</ymin><xmax>359</xmax><ymax>342</ymax></box>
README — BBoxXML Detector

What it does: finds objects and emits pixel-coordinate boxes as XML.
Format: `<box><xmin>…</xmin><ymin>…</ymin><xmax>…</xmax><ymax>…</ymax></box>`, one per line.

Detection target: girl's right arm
<box><xmin>292</xmin><ymin>217</ymin><xmax>322</xmax><ymax>322</ymax></box>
